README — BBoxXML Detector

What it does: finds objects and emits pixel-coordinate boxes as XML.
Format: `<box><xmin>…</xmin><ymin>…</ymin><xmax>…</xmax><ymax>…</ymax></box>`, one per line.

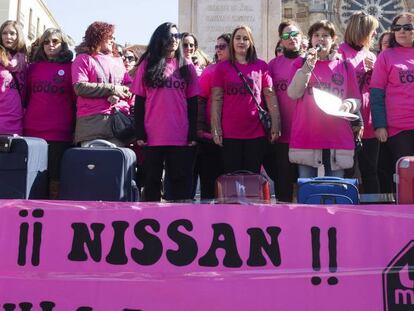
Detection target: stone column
<box><xmin>178</xmin><ymin>0</ymin><xmax>282</xmax><ymax>61</ymax></box>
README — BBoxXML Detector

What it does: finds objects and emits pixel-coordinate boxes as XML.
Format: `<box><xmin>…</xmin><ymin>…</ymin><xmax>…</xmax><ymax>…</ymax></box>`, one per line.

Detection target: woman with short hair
<box><xmin>72</xmin><ymin>21</ymin><xmax>132</xmax><ymax>146</ymax></box>
<box><xmin>287</xmin><ymin>20</ymin><xmax>361</xmax><ymax>178</ymax></box>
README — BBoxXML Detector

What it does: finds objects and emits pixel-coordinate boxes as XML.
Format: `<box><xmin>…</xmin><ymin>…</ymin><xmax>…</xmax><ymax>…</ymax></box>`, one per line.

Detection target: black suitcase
<box><xmin>59</xmin><ymin>140</ymin><xmax>139</xmax><ymax>202</ymax></box>
<box><xmin>0</xmin><ymin>135</ymin><xmax>48</xmax><ymax>199</ymax></box>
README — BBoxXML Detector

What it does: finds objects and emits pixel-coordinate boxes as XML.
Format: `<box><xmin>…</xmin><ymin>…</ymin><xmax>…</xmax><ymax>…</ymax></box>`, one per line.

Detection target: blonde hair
<box><xmin>0</xmin><ymin>20</ymin><xmax>27</xmax><ymax>66</ymax></box>
<box><xmin>229</xmin><ymin>25</ymin><xmax>258</xmax><ymax>64</ymax></box>
<box><xmin>344</xmin><ymin>11</ymin><xmax>379</xmax><ymax>48</ymax></box>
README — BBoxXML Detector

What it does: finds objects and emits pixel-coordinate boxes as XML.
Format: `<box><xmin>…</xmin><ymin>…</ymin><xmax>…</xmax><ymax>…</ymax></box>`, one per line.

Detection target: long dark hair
<box><xmin>138</xmin><ymin>22</ymin><xmax>190</xmax><ymax>88</ymax></box>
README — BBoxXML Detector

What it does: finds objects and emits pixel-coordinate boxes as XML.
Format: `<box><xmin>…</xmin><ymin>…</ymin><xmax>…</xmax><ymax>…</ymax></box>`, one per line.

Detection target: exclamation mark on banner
<box><xmin>311</xmin><ymin>227</ymin><xmax>338</xmax><ymax>286</ymax></box>
<box><xmin>17</xmin><ymin>209</ymin><xmax>44</xmax><ymax>266</ymax></box>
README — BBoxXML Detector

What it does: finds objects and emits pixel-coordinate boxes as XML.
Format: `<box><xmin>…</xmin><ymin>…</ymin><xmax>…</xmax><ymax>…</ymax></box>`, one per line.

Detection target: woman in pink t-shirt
<box><xmin>287</xmin><ymin>20</ymin><xmax>361</xmax><ymax>178</ymax></box>
<box><xmin>131</xmin><ymin>22</ymin><xmax>199</xmax><ymax>202</ymax></box>
<box><xmin>195</xmin><ymin>32</ymin><xmax>231</xmax><ymax>200</ymax></box>
<box><xmin>267</xmin><ymin>20</ymin><xmax>303</xmax><ymax>202</ymax></box>
<box><xmin>211</xmin><ymin>25</ymin><xmax>281</xmax><ymax>174</ymax></box>
<box><xmin>370</xmin><ymin>12</ymin><xmax>414</xmax><ymax>187</ymax></box>
<box><xmin>72</xmin><ymin>21</ymin><xmax>132</xmax><ymax>147</ymax></box>
<box><xmin>338</xmin><ymin>11</ymin><xmax>379</xmax><ymax>193</ymax></box>
<box><xmin>24</xmin><ymin>28</ymin><xmax>75</xmax><ymax>199</ymax></box>
<box><xmin>0</xmin><ymin>20</ymin><xmax>27</xmax><ymax>135</ymax></box>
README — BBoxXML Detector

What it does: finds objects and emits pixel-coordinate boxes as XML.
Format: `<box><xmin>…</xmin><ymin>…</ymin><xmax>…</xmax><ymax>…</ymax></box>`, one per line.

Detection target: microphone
<box><xmin>304</xmin><ymin>44</ymin><xmax>322</xmax><ymax>60</ymax></box>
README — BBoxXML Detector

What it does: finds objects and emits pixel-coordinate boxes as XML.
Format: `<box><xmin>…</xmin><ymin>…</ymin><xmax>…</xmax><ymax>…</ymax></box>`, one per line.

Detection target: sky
<box><xmin>44</xmin><ymin>0</ymin><xmax>179</xmax><ymax>46</ymax></box>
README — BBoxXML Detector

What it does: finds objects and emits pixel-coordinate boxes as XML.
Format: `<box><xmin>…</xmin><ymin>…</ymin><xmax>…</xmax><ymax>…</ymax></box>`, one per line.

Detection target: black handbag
<box><xmin>111</xmin><ymin>108</ymin><xmax>136</xmax><ymax>143</ymax></box>
<box><xmin>231</xmin><ymin>63</ymin><xmax>272</xmax><ymax>132</ymax></box>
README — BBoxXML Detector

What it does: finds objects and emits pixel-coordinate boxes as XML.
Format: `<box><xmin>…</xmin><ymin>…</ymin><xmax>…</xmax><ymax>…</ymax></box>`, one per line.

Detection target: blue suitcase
<box><xmin>0</xmin><ymin>135</ymin><xmax>48</xmax><ymax>199</ymax></box>
<box><xmin>297</xmin><ymin>177</ymin><xmax>359</xmax><ymax>204</ymax></box>
<box><xmin>59</xmin><ymin>140</ymin><xmax>139</xmax><ymax>202</ymax></box>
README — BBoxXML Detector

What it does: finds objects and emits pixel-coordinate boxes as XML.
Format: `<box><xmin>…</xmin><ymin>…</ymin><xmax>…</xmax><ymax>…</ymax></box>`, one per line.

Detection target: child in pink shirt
<box><xmin>0</xmin><ymin>21</ymin><xmax>27</xmax><ymax>135</ymax></box>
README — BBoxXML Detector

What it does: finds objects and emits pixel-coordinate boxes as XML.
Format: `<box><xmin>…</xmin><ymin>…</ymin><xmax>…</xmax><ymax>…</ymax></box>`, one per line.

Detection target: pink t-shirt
<box><xmin>24</xmin><ymin>61</ymin><xmax>75</xmax><ymax>142</ymax></box>
<box><xmin>338</xmin><ymin>42</ymin><xmax>376</xmax><ymax>139</ymax></box>
<box><xmin>370</xmin><ymin>47</ymin><xmax>414</xmax><ymax>137</ymax></box>
<box><xmin>268</xmin><ymin>55</ymin><xmax>297</xmax><ymax>143</ymax></box>
<box><xmin>130</xmin><ymin>58</ymin><xmax>199</xmax><ymax>146</ymax></box>
<box><xmin>0</xmin><ymin>54</ymin><xmax>26</xmax><ymax>135</ymax></box>
<box><xmin>212</xmin><ymin>59</ymin><xmax>272</xmax><ymax>139</ymax></box>
<box><xmin>198</xmin><ymin>63</ymin><xmax>216</xmax><ymax>129</ymax></box>
<box><xmin>72</xmin><ymin>53</ymin><xmax>131</xmax><ymax>117</ymax></box>
<box><xmin>289</xmin><ymin>57</ymin><xmax>360</xmax><ymax>150</ymax></box>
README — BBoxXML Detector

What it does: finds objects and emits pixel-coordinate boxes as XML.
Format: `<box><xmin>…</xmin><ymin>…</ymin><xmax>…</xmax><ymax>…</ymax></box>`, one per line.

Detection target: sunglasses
<box><xmin>281</xmin><ymin>31</ymin><xmax>300</xmax><ymax>40</ymax></box>
<box><xmin>391</xmin><ymin>23</ymin><xmax>414</xmax><ymax>32</ymax></box>
<box><xmin>123</xmin><ymin>55</ymin><xmax>136</xmax><ymax>62</ymax></box>
<box><xmin>183</xmin><ymin>43</ymin><xmax>195</xmax><ymax>48</ymax></box>
<box><xmin>214</xmin><ymin>43</ymin><xmax>227</xmax><ymax>51</ymax></box>
<box><xmin>170</xmin><ymin>33</ymin><xmax>182</xmax><ymax>40</ymax></box>
<box><xmin>44</xmin><ymin>39</ymin><xmax>61</xmax><ymax>46</ymax></box>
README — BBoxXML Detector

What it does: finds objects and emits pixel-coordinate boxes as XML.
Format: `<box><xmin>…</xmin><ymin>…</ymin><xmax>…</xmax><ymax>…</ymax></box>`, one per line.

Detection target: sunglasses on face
<box><xmin>281</xmin><ymin>31</ymin><xmax>300</xmax><ymax>40</ymax></box>
<box><xmin>123</xmin><ymin>55</ymin><xmax>136</xmax><ymax>62</ymax></box>
<box><xmin>214</xmin><ymin>43</ymin><xmax>227</xmax><ymax>51</ymax></box>
<box><xmin>44</xmin><ymin>39</ymin><xmax>61</xmax><ymax>46</ymax></box>
<box><xmin>170</xmin><ymin>33</ymin><xmax>182</xmax><ymax>40</ymax></box>
<box><xmin>183</xmin><ymin>43</ymin><xmax>195</xmax><ymax>48</ymax></box>
<box><xmin>391</xmin><ymin>23</ymin><xmax>414</xmax><ymax>32</ymax></box>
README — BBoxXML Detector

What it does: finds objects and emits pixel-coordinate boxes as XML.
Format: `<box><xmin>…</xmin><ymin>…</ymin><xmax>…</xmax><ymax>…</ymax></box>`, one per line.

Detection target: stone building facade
<box><xmin>282</xmin><ymin>0</ymin><xmax>414</xmax><ymax>41</ymax></box>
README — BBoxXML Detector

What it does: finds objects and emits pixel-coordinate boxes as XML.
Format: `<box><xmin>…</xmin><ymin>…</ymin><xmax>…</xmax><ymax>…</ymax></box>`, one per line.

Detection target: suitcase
<box><xmin>359</xmin><ymin>193</ymin><xmax>395</xmax><ymax>204</ymax></box>
<box><xmin>395</xmin><ymin>156</ymin><xmax>414</xmax><ymax>204</ymax></box>
<box><xmin>59</xmin><ymin>140</ymin><xmax>139</xmax><ymax>202</ymax></box>
<box><xmin>0</xmin><ymin>135</ymin><xmax>48</xmax><ymax>199</ymax></box>
<box><xmin>215</xmin><ymin>171</ymin><xmax>271</xmax><ymax>204</ymax></box>
<box><xmin>297</xmin><ymin>177</ymin><xmax>359</xmax><ymax>204</ymax></box>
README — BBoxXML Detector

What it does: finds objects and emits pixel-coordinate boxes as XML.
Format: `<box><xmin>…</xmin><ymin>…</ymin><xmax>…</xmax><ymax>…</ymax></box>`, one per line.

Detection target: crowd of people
<box><xmin>0</xmin><ymin>10</ymin><xmax>413</xmax><ymax>202</ymax></box>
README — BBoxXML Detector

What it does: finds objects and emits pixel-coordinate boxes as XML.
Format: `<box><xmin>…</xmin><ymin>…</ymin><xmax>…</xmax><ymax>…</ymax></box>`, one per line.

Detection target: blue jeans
<box><xmin>298</xmin><ymin>165</ymin><xmax>344</xmax><ymax>178</ymax></box>
<box><xmin>298</xmin><ymin>149</ymin><xmax>344</xmax><ymax>178</ymax></box>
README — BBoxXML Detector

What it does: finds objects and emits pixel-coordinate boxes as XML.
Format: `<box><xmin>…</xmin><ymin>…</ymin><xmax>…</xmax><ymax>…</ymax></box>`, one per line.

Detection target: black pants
<box><xmin>142</xmin><ymin>146</ymin><xmax>194</xmax><ymax>202</ymax></box>
<box><xmin>386</xmin><ymin>130</ymin><xmax>414</xmax><ymax>191</ymax></box>
<box><xmin>193</xmin><ymin>141</ymin><xmax>223</xmax><ymax>200</ymax></box>
<box><xmin>222</xmin><ymin>137</ymin><xmax>267</xmax><ymax>174</ymax></box>
<box><xmin>263</xmin><ymin>142</ymin><xmax>297</xmax><ymax>202</ymax></box>
<box><xmin>48</xmin><ymin>141</ymin><xmax>72</xmax><ymax>181</ymax></box>
<box><xmin>358</xmin><ymin>138</ymin><xmax>380</xmax><ymax>193</ymax></box>
<box><xmin>378</xmin><ymin>142</ymin><xmax>394</xmax><ymax>193</ymax></box>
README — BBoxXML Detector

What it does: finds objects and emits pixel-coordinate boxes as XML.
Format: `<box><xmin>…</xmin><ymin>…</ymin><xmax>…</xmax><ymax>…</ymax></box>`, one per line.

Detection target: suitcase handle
<box><xmin>0</xmin><ymin>135</ymin><xmax>18</xmax><ymax>152</ymax></box>
<box><xmin>84</xmin><ymin>139</ymin><xmax>116</xmax><ymax>148</ymax></box>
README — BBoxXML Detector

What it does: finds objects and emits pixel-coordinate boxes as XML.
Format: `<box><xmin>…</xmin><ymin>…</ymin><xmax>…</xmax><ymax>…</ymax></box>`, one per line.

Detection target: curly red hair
<box><xmin>84</xmin><ymin>21</ymin><xmax>114</xmax><ymax>54</ymax></box>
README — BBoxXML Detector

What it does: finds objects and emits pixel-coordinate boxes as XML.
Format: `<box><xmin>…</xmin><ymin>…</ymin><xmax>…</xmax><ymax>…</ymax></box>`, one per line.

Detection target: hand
<box><xmin>270</xmin><ymin>130</ymin><xmax>280</xmax><ymax>143</ymax></box>
<box><xmin>363</xmin><ymin>56</ymin><xmax>374</xmax><ymax>71</ymax></box>
<box><xmin>352</xmin><ymin>126</ymin><xmax>364</xmax><ymax>141</ymax></box>
<box><xmin>113</xmin><ymin>85</ymin><xmax>132</xmax><ymax>99</ymax></box>
<box><xmin>108</xmin><ymin>95</ymin><xmax>120</xmax><ymax>106</ymax></box>
<box><xmin>305</xmin><ymin>47</ymin><xmax>319</xmax><ymax>70</ymax></box>
<box><xmin>188</xmin><ymin>141</ymin><xmax>197</xmax><ymax>147</ymax></box>
<box><xmin>375</xmin><ymin>128</ymin><xmax>388</xmax><ymax>143</ymax></box>
<box><xmin>136</xmin><ymin>140</ymin><xmax>147</xmax><ymax>147</ymax></box>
